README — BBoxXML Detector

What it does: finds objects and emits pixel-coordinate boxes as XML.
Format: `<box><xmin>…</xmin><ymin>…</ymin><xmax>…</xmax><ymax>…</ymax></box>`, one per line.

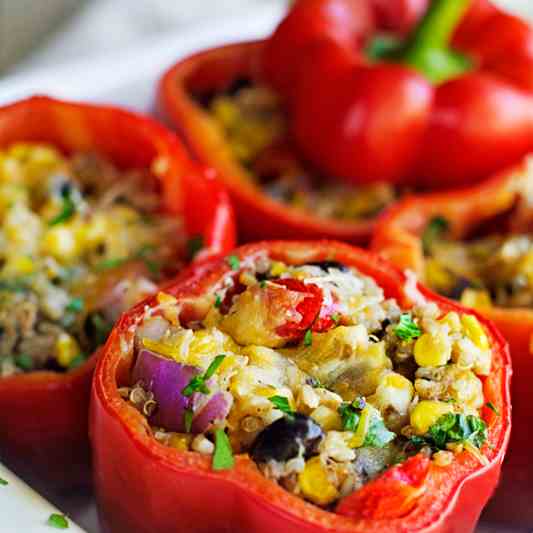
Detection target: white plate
<box><xmin>0</xmin><ymin>464</ymin><xmax>86</xmax><ymax>532</ymax></box>
<box><xmin>0</xmin><ymin>2</ymin><xmax>532</xmax><ymax>532</ymax></box>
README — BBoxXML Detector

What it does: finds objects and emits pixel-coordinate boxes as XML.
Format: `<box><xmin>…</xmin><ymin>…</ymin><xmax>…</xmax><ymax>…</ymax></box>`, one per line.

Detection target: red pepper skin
<box><xmin>91</xmin><ymin>241</ymin><xmax>510</xmax><ymax>533</ymax></box>
<box><xmin>290</xmin><ymin>40</ymin><xmax>432</xmax><ymax>185</ymax></box>
<box><xmin>371</xmin><ymin>160</ymin><xmax>532</xmax><ymax>526</ymax></box>
<box><xmin>262</xmin><ymin>0</ymin><xmax>374</xmax><ymax>96</ymax></box>
<box><xmin>263</xmin><ymin>0</ymin><xmax>533</xmax><ymax>188</ymax></box>
<box><xmin>159</xmin><ymin>41</ymin><xmax>378</xmax><ymax>244</ymax></box>
<box><xmin>371</xmin><ymin>0</ymin><xmax>428</xmax><ymax>34</ymax></box>
<box><xmin>0</xmin><ymin>96</ymin><xmax>235</xmax><ymax>488</ymax></box>
<box><xmin>415</xmin><ymin>73</ymin><xmax>533</xmax><ymax>187</ymax></box>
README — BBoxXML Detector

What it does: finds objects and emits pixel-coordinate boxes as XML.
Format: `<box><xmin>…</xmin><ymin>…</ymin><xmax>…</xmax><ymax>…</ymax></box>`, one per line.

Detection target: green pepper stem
<box><xmin>398</xmin><ymin>0</ymin><xmax>473</xmax><ymax>83</ymax></box>
<box><xmin>404</xmin><ymin>0</ymin><xmax>472</xmax><ymax>53</ymax></box>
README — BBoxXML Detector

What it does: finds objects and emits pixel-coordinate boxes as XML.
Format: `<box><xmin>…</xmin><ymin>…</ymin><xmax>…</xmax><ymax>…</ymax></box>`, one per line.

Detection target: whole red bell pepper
<box><xmin>263</xmin><ymin>0</ymin><xmax>533</xmax><ymax>188</ymax></box>
<box><xmin>159</xmin><ymin>41</ymin><xmax>381</xmax><ymax>244</ymax></box>
<box><xmin>91</xmin><ymin>240</ymin><xmax>511</xmax><ymax>533</ymax></box>
<box><xmin>371</xmin><ymin>159</ymin><xmax>533</xmax><ymax>526</ymax></box>
<box><xmin>0</xmin><ymin>96</ymin><xmax>236</xmax><ymax>488</ymax></box>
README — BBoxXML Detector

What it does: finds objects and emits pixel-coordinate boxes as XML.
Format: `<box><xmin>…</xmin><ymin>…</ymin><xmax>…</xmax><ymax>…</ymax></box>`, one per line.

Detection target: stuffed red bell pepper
<box><xmin>0</xmin><ymin>96</ymin><xmax>235</xmax><ymax>488</ymax></box>
<box><xmin>371</xmin><ymin>156</ymin><xmax>533</xmax><ymax>526</ymax></box>
<box><xmin>263</xmin><ymin>0</ymin><xmax>533</xmax><ymax>188</ymax></box>
<box><xmin>159</xmin><ymin>40</ymin><xmax>395</xmax><ymax>244</ymax></box>
<box><xmin>91</xmin><ymin>240</ymin><xmax>510</xmax><ymax>533</ymax></box>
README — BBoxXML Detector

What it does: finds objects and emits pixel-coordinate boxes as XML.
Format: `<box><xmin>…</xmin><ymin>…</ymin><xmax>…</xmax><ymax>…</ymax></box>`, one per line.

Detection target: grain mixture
<box><xmin>127</xmin><ymin>253</ymin><xmax>492</xmax><ymax>508</ymax></box>
<box><xmin>202</xmin><ymin>82</ymin><xmax>396</xmax><ymax>220</ymax></box>
<box><xmin>0</xmin><ymin>143</ymin><xmax>183</xmax><ymax>376</ymax></box>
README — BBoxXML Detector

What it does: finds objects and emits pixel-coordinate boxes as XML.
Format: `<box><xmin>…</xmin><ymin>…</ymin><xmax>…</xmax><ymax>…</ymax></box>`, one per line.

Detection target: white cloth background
<box><xmin>14</xmin><ymin>0</ymin><xmax>288</xmax><ymax>75</ymax></box>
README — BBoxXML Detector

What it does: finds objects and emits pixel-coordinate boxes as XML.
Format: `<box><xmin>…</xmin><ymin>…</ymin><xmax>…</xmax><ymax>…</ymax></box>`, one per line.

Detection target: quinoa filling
<box><xmin>125</xmin><ymin>254</ymin><xmax>492</xmax><ymax>508</ymax></box>
<box><xmin>422</xmin><ymin>207</ymin><xmax>533</xmax><ymax>308</ymax></box>
<box><xmin>198</xmin><ymin>81</ymin><xmax>397</xmax><ymax>220</ymax></box>
<box><xmin>0</xmin><ymin>143</ymin><xmax>184</xmax><ymax>376</ymax></box>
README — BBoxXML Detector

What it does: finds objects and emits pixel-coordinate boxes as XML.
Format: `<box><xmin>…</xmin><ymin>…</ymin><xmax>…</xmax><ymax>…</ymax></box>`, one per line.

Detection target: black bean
<box><xmin>251</xmin><ymin>414</ymin><xmax>324</xmax><ymax>463</ymax></box>
<box><xmin>307</xmin><ymin>261</ymin><xmax>348</xmax><ymax>272</ymax></box>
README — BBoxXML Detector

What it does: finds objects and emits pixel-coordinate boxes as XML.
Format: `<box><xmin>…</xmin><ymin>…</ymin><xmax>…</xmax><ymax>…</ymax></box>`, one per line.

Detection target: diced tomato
<box><xmin>275</xmin><ymin>278</ymin><xmax>334</xmax><ymax>339</ymax></box>
<box><xmin>220</xmin><ymin>274</ymin><xmax>246</xmax><ymax>314</ymax></box>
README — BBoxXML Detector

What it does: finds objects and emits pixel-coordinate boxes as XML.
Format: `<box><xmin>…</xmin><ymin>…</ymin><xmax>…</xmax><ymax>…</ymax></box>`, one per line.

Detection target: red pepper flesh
<box><xmin>91</xmin><ymin>240</ymin><xmax>511</xmax><ymax>533</ymax></box>
<box><xmin>0</xmin><ymin>96</ymin><xmax>236</xmax><ymax>488</ymax></box>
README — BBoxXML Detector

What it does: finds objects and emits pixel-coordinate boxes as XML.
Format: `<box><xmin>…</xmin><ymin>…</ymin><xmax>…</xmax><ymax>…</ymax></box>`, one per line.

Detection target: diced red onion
<box><xmin>131</xmin><ymin>349</ymin><xmax>231</xmax><ymax>434</ymax></box>
<box><xmin>191</xmin><ymin>392</ymin><xmax>232</xmax><ymax>434</ymax></box>
<box><xmin>132</xmin><ymin>349</ymin><xmax>199</xmax><ymax>432</ymax></box>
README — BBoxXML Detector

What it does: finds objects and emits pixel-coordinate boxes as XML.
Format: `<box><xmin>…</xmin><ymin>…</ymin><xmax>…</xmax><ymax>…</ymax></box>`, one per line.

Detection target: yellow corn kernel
<box><xmin>410</xmin><ymin>400</ymin><xmax>454</xmax><ymax>435</ymax></box>
<box><xmin>424</xmin><ymin>258</ymin><xmax>455</xmax><ymax>292</ymax></box>
<box><xmin>157</xmin><ymin>292</ymin><xmax>178</xmax><ymax>306</ymax></box>
<box><xmin>0</xmin><ymin>183</ymin><xmax>28</xmax><ymax>215</ymax></box>
<box><xmin>168</xmin><ymin>433</ymin><xmax>192</xmax><ymax>452</ymax></box>
<box><xmin>218</xmin><ymin>354</ymin><xmax>238</xmax><ymax>375</ymax></box>
<box><xmin>231</xmin><ymin>142</ymin><xmax>252</xmax><ymax>163</ymax></box>
<box><xmin>310</xmin><ymin>405</ymin><xmax>343</xmax><ymax>431</ymax></box>
<box><xmin>239</xmin><ymin>270</ymin><xmax>257</xmax><ymax>287</ymax></box>
<box><xmin>414</xmin><ymin>332</ymin><xmax>451</xmax><ymax>367</ymax></box>
<box><xmin>108</xmin><ymin>205</ymin><xmax>141</xmax><ymax>225</ymax></box>
<box><xmin>3</xmin><ymin>143</ymin><xmax>63</xmax><ymax>185</ymax></box>
<box><xmin>79</xmin><ymin>213</ymin><xmax>108</xmax><ymax>249</ymax></box>
<box><xmin>349</xmin><ymin>406</ymin><xmax>372</xmax><ymax>448</ymax></box>
<box><xmin>188</xmin><ymin>329</ymin><xmax>238</xmax><ymax>360</ymax></box>
<box><xmin>211</xmin><ymin>98</ymin><xmax>239</xmax><ymax>128</ymax></box>
<box><xmin>142</xmin><ymin>338</ymin><xmax>181</xmax><ymax>358</ymax></box>
<box><xmin>373</xmin><ymin>372</ymin><xmax>414</xmax><ymax>415</ymax></box>
<box><xmin>461</xmin><ymin>314</ymin><xmax>489</xmax><ymax>350</ymax></box>
<box><xmin>269</xmin><ymin>261</ymin><xmax>286</xmax><ymax>277</ymax></box>
<box><xmin>439</xmin><ymin>312</ymin><xmax>462</xmax><ymax>334</ymax></box>
<box><xmin>162</xmin><ymin>307</ymin><xmax>180</xmax><ymax>326</ymax></box>
<box><xmin>360</xmin><ymin>341</ymin><xmax>390</xmax><ymax>368</ymax></box>
<box><xmin>298</xmin><ymin>456</ymin><xmax>339</xmax><ymax>506</ymax></box>
<box><xmin>432</xmin><ymin>450</ymin><xmax>454</xmax><ymax>467</ymax></box>
<box><xmin>41</xmin><ymin>225</ymin><xmax>79</xmax><ymax>262</ymax></box>
<box><xmin>0</xmin><ymin>155</ymin><xmax>21</xmax><ymax>183</ymax></box>
<box><xmin>460</xmin><ymin>289</ymin><xmax>492</xmax><ymax>310</ymax></box>
<box><xmin>253</xmin><ymin>385</ymin><xmax>278</xmax><ymax>398</ymax></box>
<box><xmin>3</xmin><ymin>255</ymin><xmax>34</xmax><ymax>276</ymax></box>
<box><xmin>381</xmin><ymin>372</ymin><xmax>413</xmax><ymax>392</ymax></box>
<box><xmin>55</xmin><ymin>333</ymin><xmax>81</xmax><ymax>368</ymax></box>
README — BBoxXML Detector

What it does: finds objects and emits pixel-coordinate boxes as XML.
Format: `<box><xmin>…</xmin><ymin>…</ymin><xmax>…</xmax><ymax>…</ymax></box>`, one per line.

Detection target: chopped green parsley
<box><xmin>422</xmin><ymin>216</ymin><xmax>449</xmax><ymax>254</ymax></box>
<box><xmin>66</xmin><ymin>297</ymin><xmax>84</xmax><ymax>313</ymax></box>
<box><xmin>412</xmin><ymin>413</ymin><xmax>488</xmax><ymax>451</ymax></box>
<box><xmin>184</xmin><ymin>408</ymin><xmax>193</xmax><ymax>433</ymax></box>
<box><xmin>49</xmin><ymin>188</ymin><xmax>76</xmax><ymax>227</ymax></box>
<box><xmin>182</xmin><ymin>355</ymin><xmax>226</xmax><ymax>397</ymax></box>
<box><xmin>14</xmin><ymin>354</ymin><xmax>34</xmax><ymax>371</ymax></box>
<box><xmin>212</xmin><ymin>429</ymin><xmax>234</xmax><ymax>470</ymax></box>
<box><xmin>303</xmin><ymin>329</ymin><xmax>313</xmax><ymax>347</ymax></box>
<box><xmin>46</xmin><ymin>513</ymin><xmax>69</xmax><ymax>529</ymax></box>
<box><xmin>226</xmin><ymin>255</ymin><xmax>240</xmax><ymax>270</ymax></box>
<box><xmin>395</xmin><ymin>314</ymin><xmax>421</xmax><ymax>341</ymax></box>
<box><xmin>268</xmin><ymin>395</ymin><xmax>295</xmax><ymax>418</ymax></box>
